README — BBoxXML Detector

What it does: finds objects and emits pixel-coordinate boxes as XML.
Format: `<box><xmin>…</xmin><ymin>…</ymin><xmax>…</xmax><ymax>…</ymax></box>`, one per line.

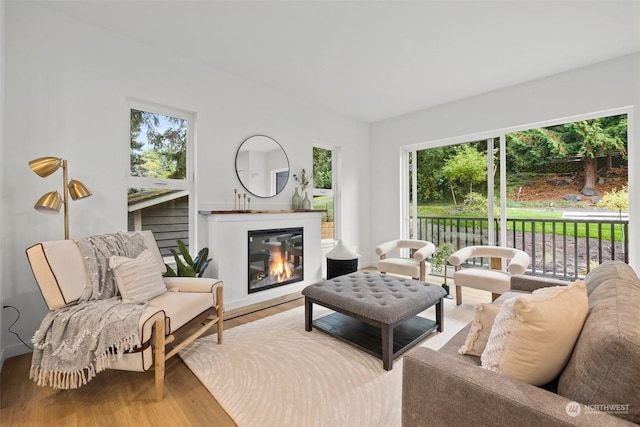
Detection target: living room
<box><xmin>1</xmin><ymin>1</ymin><xmax>640</xmax><ymax>425</ymax></box>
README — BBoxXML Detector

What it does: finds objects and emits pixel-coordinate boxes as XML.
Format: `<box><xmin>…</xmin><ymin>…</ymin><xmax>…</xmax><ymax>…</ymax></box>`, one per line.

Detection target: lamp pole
<box><xmin>62</xmin><ymin>159</ymin><xmax>69</xmax><ymax>239</ymax></box>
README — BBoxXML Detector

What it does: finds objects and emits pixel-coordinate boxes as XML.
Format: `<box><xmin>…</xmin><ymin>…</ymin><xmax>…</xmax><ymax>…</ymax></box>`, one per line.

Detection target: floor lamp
<box><xmin>29</xmin><ymin>156</ymin><xmax>92</xmax><ymax>239</ymax></box>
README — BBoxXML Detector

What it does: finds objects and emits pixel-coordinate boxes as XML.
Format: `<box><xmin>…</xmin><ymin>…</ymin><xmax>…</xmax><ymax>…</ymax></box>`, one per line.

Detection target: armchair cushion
<box><xmin>149</xmin><ymin>291</ymin><xmax>213</xmax><ymax>334</ymax></box>
<box><xmin>374</xmin><ymin>239</ymin><xmax>435</xmax><ymax>281</ymax></box>
<box><xmin>481</xmin><ymin>280</ymin><xmax>588</xmax><ymax>386</ymax></box>
<box><xmin>453</xmin><ymin>268</ymin><xmax>511</xmax><ymax>294</ymax></box>
<box><xmin>109</xmin><ymin>250</ymin><xmax>167</xmax><ymax>304</ymax></box>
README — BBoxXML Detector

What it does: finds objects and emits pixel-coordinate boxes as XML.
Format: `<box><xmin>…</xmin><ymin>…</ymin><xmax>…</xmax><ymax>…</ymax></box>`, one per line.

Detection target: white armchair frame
<box><xmin>447</xmin><ymin>245</ymin><xmax>529</xmax><ymax>305</ymax></box>
<box><xmin>375</xmin><ymin>239</ymin><xmax>436</xmax><ymax>281</ymax></box>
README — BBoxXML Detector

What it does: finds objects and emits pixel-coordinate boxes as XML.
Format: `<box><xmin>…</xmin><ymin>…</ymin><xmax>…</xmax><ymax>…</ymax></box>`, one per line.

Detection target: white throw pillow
<box><xmin>459</xmin><ymin>303</ymin><xmax>501</xmax><ymax>356</ymax></box>
<box><xmin>481</xmin><ymin>280</ymin><xmax>588</xmax><ymax>386</ymax></box>
<box><xmin>109</xmin><ymin>249</ymin><xmax>167</xmax><ymax>304</ymax></box>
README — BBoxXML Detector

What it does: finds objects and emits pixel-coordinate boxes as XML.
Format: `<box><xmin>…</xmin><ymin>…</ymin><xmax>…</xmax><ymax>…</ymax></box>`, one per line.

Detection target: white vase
<box><xmin>292</xmin><ymin>188</ymin><xmax>301</xmax><ymax>209</ymax></box>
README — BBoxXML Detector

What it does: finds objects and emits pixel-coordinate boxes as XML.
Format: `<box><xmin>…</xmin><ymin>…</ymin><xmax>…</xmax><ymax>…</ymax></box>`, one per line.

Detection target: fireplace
<box><xmin>248</xmin><ymin>227</ymin><xmax>304</xmax><ymax>293</ymax></box>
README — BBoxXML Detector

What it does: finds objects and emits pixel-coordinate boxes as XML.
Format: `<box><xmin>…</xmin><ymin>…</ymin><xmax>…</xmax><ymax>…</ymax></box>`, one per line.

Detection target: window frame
<box><xmin>127</xmin><ymin>99</ymin><xmax>196</xmax><ymax>257</ymax></box>
<box><xmin>313</xmin><ymin>143</ymin><xmax>340</xmax><ymax>242</ymax></box>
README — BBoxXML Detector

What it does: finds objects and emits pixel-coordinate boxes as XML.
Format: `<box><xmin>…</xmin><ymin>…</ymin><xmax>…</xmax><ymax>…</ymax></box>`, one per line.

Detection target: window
<box><xmin>404</xmin><ymin>110</ymin><xmax>629</xmax><ymax>280</ymax></box>
<box><xmin>128</xmin><ymin>103</ymin><xmax>194</xmax><ymax>257</ymax></box>
<box><xmin>313</xmin><ymin>145</ymin><xmax>338</xmax><ymax>241</ymax></box>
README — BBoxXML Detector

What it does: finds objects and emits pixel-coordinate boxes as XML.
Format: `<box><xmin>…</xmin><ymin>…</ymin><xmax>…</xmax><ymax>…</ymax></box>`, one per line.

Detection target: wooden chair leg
<box><xmin>217</xmin><ymin>309</ymin><xmax>224</xmax><ymax>344</ymax></box>
<box><xmin>153</xmin><ymin>318</ymin><xmax>166</xmax><ymax>402</ymax></box>
<box><xmin>456</xmin><ymin>285</ymin><xmax>462</xmax><ymax>305</ymax></box>
<box><xmin>216</xmin><ymin>286</ymin><xmax>224</xmax><ymax>344</ymax></box>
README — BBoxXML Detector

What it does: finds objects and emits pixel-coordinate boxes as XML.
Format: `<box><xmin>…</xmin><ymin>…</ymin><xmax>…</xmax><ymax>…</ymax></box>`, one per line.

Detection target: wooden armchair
<box><xmin>26</xmin><ymin>230</ymin><xmax>223</xmax><ymax>401</ymax></box>
<box><xmin>374</xmin><ymin>239</ymin><xmax>436</xmax><ymax>281</ymax></box>
<box><xmin>447</xmin><ymin>245</ymin><xmax>529</xmax><ymax>305</ymax></box>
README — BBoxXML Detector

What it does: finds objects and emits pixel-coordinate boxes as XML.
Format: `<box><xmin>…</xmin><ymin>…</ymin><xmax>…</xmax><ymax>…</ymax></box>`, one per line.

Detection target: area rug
<box><xmin>179</xmin><ymin>299</ymin><xmax>474</xmax><ymax>427</ymax></box>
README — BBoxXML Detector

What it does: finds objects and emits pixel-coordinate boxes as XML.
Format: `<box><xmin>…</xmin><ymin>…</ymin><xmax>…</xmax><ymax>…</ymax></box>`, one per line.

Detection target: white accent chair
<box><xmin>26</xmin><ymin>230</ymin><xmax>223</xmax><ymax>401</ymax></box>
<box><xmin>375</xmin><ymin>239</ymin><xmax>436</xmax><ymax>281</ymax></box>
<box><xmin>447</xmin><ymin>245</ymin><xmax>530</xmax><ymax>305</ymax></box>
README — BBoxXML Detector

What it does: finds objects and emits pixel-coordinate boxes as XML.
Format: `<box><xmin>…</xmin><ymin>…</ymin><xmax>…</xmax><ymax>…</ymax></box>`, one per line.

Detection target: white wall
<box><xmin>370</xmin><ymin>53</ymin><xmax>640</xmax><ymax>270</ymax></box>
<box><xmin>1</xmin><ymin>2</ymin><xmax>370</xmax><ymax>359</ymax></box>
<box><xmin>0</xmin><ymin>0</ymin><xmax>6</xmax><ymax>367</ymax></box>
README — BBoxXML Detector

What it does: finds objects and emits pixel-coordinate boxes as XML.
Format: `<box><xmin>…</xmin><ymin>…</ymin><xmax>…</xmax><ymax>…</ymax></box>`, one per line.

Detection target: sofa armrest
<box><xmin>163</xmin><ymin>277</ymin><xmax>223</xmax><ymax>307</ymax></box>
<box><xmin>402</xmin><ymin>347</ymin><xmax>633</xmax><ymax>427</ymax></box>
<box><xmin>510</xmin><ymin>275</ymin><xmax>569</xmax><ymax>293</ymax></box>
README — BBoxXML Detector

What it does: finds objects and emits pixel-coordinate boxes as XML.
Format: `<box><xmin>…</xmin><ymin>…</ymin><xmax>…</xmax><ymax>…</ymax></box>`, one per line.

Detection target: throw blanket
<box><xmin>30</xmin><ymin>232</ymin><xmax>148</xmax><ymax>390</ymax></box>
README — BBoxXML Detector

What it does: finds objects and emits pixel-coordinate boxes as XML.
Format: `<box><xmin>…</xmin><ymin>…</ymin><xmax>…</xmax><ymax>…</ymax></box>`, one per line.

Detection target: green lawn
<box><xmin>418</xmin><ymin>205</ymin><xmax>626</xmax><ymax>242</ymax></box>
<box><xmin>313</xmin><ymin>195</ymin><xmax>334</xmax><ymax>221</ymax></box>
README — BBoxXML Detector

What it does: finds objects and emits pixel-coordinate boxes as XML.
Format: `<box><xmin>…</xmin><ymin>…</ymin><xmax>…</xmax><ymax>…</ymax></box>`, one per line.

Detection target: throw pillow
<box><xmin>459</xmin><ymin>303</ymin><xmax>501</xmax><ymax>356</ymax></box>
<box><xmin>481</xmin><ymin>280</ymin><xmax>588</xmax><ymax>386</ymax></box>
<box><xmin>109</xmin><ymin>249</ymin><xmax>167</xmax><ymax>304</ymax></box>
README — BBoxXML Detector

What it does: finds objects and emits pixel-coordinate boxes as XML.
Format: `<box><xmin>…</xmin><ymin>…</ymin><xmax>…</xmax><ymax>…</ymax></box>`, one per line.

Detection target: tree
<box><xmin>441</xmin><ymin>145</ymin><xmax>487</xmax><ymax>206</ymax></box>
<box><xmin>414</xmin><ymin>147</ymin><xmax>453</xmax><ymax>203</ymax></box>
<box><xmin>130</xmin><ymin>109</ymin><xmax>187</xmax><ymax>180</ymax></box>
<box><xmin>556</xmin><ymin>118</ymin><xmax>625</xmax><ymax>195</ymax></box>
<box><xmin>507</xmin><ymin>115</ymin><xmax>627</xmax><ymax>196</ymax></box>
<box><xmin>597</xmin><ymin>185</ymin><xmax>628</xmax><ymax>218</ymax></box>
<box><xmin>313</xmin><ymin>147</ymin><xmax>332</xmax><ymax>189</ymax></box>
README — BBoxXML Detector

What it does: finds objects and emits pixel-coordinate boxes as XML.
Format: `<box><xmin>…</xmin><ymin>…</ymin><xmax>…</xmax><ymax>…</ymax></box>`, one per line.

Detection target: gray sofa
<box><xmin>402</xmin><ymin>261</ymin><xmax>640</xmax><ymax>426</ymax></box>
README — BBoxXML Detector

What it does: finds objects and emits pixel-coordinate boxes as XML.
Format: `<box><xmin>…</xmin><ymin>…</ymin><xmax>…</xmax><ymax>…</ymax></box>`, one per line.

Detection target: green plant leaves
<box><xmin>163</xmin><ymin>239</ymin><xmax>212</xmax><ymax>278</ymax></box>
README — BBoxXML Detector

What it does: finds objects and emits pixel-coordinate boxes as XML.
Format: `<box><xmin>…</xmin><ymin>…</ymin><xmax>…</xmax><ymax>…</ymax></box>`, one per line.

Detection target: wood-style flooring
<box><xmin>0</xmin><ymin>274</ymin><xmax>489</xmax><ymax>427</ymax></box>
<box><xmin>0</xmin><ymin>293</ymin><xmax>304</xmax><ymax>427</ymax></box>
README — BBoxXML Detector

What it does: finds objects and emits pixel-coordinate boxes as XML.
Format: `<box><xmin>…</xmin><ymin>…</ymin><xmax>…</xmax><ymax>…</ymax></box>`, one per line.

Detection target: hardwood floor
<box><xmin>0</xmin><ymin>272</ymin><xmax>489</xmax><ymax>427</ymax></box>
<box><xmin>0</xmin><ymin>294</ymin><xmax>305</xmax><ymax>427</ymax></box>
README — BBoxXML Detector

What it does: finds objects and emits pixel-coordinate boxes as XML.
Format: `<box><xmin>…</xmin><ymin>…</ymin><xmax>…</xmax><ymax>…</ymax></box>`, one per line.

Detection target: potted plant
<box><xmin>431</xmin><ymin>242</ymin><xmax>456</xmax><ymax>299</ymax></box>
<box><xmin>164</xmin><ymin>239</ymin><xmax>212</xmax><ymax>278</ymax></box>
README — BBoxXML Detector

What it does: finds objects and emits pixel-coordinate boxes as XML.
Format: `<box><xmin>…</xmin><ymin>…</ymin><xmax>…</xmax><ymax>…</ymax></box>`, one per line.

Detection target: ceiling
<box><xmin>35</xmin><ymin>0</ymin><xmax>640</xmax><ymax>123</ymax></box>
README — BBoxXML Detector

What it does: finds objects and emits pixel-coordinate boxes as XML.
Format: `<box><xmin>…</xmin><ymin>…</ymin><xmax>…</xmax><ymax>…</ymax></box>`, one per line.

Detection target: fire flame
<box><xmin>269</xmin><ymin>248</ymin><xmax>292</xmax><ymax>282</ymax></box>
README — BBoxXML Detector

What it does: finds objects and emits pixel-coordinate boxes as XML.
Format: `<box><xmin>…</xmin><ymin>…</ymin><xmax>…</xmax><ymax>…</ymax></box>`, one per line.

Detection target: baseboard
<box><xmin>1</xmin><ymin>342</ymin><xmax>31</xmax><ymax>365</ymax></box>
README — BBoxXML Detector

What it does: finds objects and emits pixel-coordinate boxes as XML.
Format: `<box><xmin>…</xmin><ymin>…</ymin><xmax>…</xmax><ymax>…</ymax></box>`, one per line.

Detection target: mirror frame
<box><xmin>235</xmin><ymin>135</ymin><xmax>290</xmax><ymax>198</ymax></box>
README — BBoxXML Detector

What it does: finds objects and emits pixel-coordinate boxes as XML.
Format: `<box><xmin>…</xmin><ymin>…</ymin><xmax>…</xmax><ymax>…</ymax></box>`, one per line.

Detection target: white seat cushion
<box><xmin>378</xmin><ymin>257</ymin><xmax>421</xmax><ymax>278</ymax></box>
<box><xmin>149</xmin><ymin>291</ymin><xmax>213</xmax><ymax>333</ymax></box>
<box><xmin>453</xmin><ymin>268</ymin><xmax>511</xmax><ymax>294</ymax></box>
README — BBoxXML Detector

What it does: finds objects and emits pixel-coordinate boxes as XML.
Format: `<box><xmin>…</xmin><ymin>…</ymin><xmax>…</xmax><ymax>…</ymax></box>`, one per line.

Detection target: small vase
<box><xmin>292</xmin><ymin>188</ymin><xmax>301</xmax><ymax>209</ymax></box>
<box><xmin>302</xmin><ymin>191</ymin><xmax>311</xmax><ymax>210</ymax></box>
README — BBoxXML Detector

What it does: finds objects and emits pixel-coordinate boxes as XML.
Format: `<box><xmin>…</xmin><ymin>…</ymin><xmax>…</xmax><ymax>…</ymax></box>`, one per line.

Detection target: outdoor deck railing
<box><xmin>416</xmin><ymin>216</ymin><xmax>629</xmax><ymax>280</ymax></box>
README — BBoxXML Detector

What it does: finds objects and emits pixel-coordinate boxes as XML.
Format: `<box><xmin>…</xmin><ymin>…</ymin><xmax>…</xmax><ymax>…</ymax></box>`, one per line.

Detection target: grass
<box><xmin>313</xmin><ymin>195</ymin><xmax>334</xmax><ymax>221</ymax></box>
<box><xmin>418</xmin><ymin>204</ymin><xmax>626</xmax><ymax>242</ymax></box>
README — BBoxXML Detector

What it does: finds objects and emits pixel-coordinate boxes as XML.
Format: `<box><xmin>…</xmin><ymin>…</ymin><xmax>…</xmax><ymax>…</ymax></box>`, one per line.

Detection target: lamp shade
<box><xmin>68</xmin><ymin>179</ymin><xmax>92</xmax><ymax>200</ymax></box>
<box><xmin>34</xmin><ymin>191</ymin><xmax>62</xmax><ymax>213</ymax></box>
<box><xmin>29</xmin><ymin>157</ymin><xmax>63</xmax><ymax>178</ymax></box>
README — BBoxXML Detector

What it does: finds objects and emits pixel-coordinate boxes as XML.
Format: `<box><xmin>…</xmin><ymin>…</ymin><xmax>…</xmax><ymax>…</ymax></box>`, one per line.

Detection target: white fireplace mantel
<box><xmin>199</xmin><ymin>210</ymin><xmax>324</xmax><ymax>310</ymax></box>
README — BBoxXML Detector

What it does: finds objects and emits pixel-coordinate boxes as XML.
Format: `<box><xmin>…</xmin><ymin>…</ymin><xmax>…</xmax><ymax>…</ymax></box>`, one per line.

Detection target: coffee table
<box><xmin>302</xmin><ymin>271</ymin><xmax>446</xmax><ymax>370</ymax></box>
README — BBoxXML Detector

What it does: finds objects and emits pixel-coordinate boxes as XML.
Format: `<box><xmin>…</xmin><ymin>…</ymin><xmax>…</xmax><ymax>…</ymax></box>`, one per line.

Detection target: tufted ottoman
<box><xmin>302</xmin><ymin>271</ymin><xmax>446</xmax><ymax>370</ymax></box>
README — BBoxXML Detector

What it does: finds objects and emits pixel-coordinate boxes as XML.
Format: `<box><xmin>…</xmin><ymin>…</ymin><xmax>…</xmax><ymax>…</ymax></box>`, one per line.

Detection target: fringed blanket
<box><xmin>30</xmin><ymin>232</ymin><xmax>148</xmax><ymax>390</ymax></box>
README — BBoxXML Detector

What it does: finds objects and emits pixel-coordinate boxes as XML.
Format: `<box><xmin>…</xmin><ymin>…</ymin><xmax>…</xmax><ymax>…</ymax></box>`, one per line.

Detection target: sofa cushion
<box><xmin>481</xmin><ymin>280</ymin><xmax>588</xmax><ymax>386</ymax></box>
<box><xmin>558</xmin><ymin>261</ymin><xmax>640</xmax><ymax>424</ymax></box>
<box><xmin>110</xmin><ymin>250</ymin><xmax>167</xmax><ymax>304</ymax></box>
<box><xmin>459</xmin><ymin>303</ymin><xmax>501</xmax><ymax>356</ymax></box>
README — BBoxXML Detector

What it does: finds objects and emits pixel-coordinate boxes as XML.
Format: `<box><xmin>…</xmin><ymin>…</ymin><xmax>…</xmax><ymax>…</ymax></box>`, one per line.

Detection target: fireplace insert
<box><xmin>248</xmin><ymin>227</ymin><xmax>303</xmax><ymax>293</ymax></box>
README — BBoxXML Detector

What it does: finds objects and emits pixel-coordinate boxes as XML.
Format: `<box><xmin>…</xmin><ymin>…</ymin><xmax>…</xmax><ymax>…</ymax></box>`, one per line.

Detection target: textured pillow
<box><xmin>459</xmin><ymin>303</ymin><xmax>501</xmax><ymax>356</ymax></box>
<box><xmin>481</xmin><ymin>280</ymin><xmax>588</xmax><ymax>386</ymax></box>
<box><xmin>109</xmin><ymin>249</ymin><xmax>167</xmax><ymax>304</ymax></box>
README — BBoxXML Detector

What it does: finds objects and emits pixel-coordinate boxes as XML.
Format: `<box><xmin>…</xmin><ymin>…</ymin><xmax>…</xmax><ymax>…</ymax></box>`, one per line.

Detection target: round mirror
<box><xmin>235</xmin><ymin>135</ymin><xmax>290</xmax><ymax>198</ymax></box>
